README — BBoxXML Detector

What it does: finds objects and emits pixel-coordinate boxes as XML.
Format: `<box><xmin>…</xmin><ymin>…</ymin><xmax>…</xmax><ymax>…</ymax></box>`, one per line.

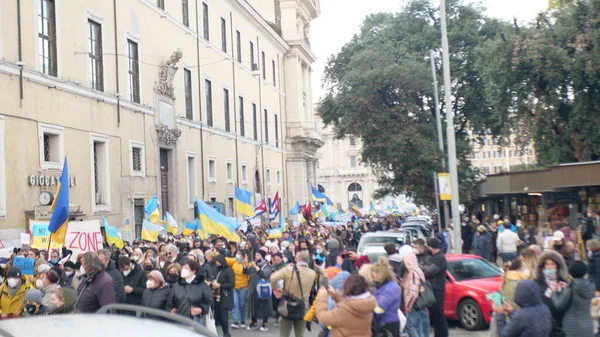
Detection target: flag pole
<box><xmin>47</xmin><ymin>233</ymin><xmax>52</xmax><ymax>252</ymax></box>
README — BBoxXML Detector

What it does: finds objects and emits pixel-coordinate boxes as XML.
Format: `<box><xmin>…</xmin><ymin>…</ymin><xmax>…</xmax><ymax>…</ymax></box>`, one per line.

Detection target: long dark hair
<box><xmin>343</xmin><ymin>275</ymin><xmax>368</xmax><ymax>296</ymax></box>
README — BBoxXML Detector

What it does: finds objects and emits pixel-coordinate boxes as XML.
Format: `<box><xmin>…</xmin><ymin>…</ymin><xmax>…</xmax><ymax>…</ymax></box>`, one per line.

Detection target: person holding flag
<box><xmin>47</xmin><ymin>158</ymin><xmax>70</xmax><ymax>247</ymax></box>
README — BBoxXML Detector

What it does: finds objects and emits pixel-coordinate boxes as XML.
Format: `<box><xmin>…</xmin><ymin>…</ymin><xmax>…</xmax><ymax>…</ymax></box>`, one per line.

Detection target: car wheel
<box><xmin>458</xmin><ymin>298</ymin><xmax>484</xmax><ymax>331</ymax></box>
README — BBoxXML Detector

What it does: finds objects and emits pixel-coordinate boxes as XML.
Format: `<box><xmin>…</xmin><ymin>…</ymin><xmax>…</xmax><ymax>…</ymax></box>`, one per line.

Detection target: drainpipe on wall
<box><xmin>16</xmin><ymin>0</ymin><xmax>23</xmax><ymax>102</ymax></box>
<box><xmin>230</xmin><ymin>12</ymin><xmax>240</xmax><ymax>189</ymax></box>
<box><xmin>257</xmin><ymin>37</ymin><xmax>267</xmax><ymax>201</ymax></box>
<box><xmin>113</xmin><ymin>0</ymin><xmax>121</xmax><ymax>127</ymax></box>
<box><xmin>195</xmin><ymin>0</ymin><xmax>206</xmax><ymax>200</ymax></box>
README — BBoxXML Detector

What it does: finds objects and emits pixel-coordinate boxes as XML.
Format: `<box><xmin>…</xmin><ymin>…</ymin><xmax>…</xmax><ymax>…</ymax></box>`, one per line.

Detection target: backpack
<box><xmin>256</xmin><ymin>278</ymin><xmax>272</xmax><ymax>300</ymax></box>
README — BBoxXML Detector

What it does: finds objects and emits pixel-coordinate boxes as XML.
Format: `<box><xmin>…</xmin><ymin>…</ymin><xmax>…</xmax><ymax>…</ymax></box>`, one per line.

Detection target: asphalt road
<box><xmin>219</xmin><ymin>320</ymin><xmax>489</xmax><ymax>337</ymax></box>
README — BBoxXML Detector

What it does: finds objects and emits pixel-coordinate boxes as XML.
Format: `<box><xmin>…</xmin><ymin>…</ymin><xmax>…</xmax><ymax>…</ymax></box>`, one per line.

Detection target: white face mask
<box><xmin>65</xmin><ymin>271</ymin><xmax>74</xmax><ymax>277</ymax></box>
<box><xmin>159</xmin><ymin>261</ymin><xmax>165</xmax><ymax>268</ymax></box>
<box><xmin>35</xmin><ymin>279</ymin><xmax>44</xmax><ymax>289</ymax></box>
<box><xmin>180</xmin><ymin>269</ymin><xmax>191</xmax><ymax>279</ymax></box>
<box><xmin>123</xmin><ymin>270</ymin><xmax>131</xmax><ymax>277</ymax></box>
<box><xmin>146</xmin><ymin>280</ymin><xmax>155</xmax><ymax>289</ymax></box>
<box><xmin>79</xmin><ymin>266</ymin><xmax>87</xmax><ymax>275</ymax></box>
<box><xmin>132</xmin><ymin>255</ymin><xmax>140</xmax><ymax>262</ymax></box>
<box><xmin>7</xmin><ymin>278</ymin><xmax>19</xmax><ymax>288</ymax></box>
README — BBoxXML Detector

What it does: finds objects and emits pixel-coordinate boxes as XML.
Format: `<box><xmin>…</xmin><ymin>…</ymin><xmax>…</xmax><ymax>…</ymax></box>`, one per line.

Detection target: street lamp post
<box><xmin>440</xmin><ymin>0</ymin><xmax>462</xmax><ymax>253</ymax></box>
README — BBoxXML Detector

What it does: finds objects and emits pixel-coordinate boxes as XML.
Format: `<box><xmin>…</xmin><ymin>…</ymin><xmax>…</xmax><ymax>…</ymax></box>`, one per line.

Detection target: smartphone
<box><xmin>486</xmin><ymin>292</ymin><xmax>503</xmax><ymax>307</ymax></box>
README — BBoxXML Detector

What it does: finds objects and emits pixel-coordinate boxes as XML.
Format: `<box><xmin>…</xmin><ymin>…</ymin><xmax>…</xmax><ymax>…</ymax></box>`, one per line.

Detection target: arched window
<box><xmin>348</xmin><ymin>182</ymin><xmax>362</xmax><ymax>192</ymax></box>
<box><xmin>348</xmin><ymin>182</ymin><xmax>363</xmax><ymax>208</ymax></box>
<box><xmin>318</xmin><ymin>185</ymin><xmax>325</xmax><ymax>193</ymax></box>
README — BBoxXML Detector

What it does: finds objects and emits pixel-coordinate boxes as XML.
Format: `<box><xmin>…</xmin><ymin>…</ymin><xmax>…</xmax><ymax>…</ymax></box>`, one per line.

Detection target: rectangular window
<box><xmin>157</xmin><ymin>0</ymin><xmax>165</xmax><ymax>9</ymax></box>
<box><xmin>129</xmin><ymin>141</ymin><xmax>145</xmax><ymax>177</ymax></box>
<box><xmin>187</xmin><ymin>155</ymin><xmax>196</xmax><ymax>205</ymax></box>
<box><xmin>91</xmin><ymin>134</ymin><xmax>110</xmax><ymax>212</ymax></box>
<box><xmin>127</xmin><ymin>40</ymin><xmax>140</xmax><ymax>103</ymax></box>
<box><xmin>252</xmin><ymin>103</ymin><xmax>258</xmax><ymax>141</ymax></box>
<box><xmin>276</xmin><ymin>170</ymin><xmax>281</xmax><ymax>186</ymax></box>
<box><xmin>264</xmin><ymin>109</ymin><xmax>269</xmax><ymax>143</ymax></box>
<box><xmin>272</xmin><ymin>60</ymin><xmax>276</xmax><ymax>86</ymax></box>
<box><xmin>350</xmin><ymin>156</ymin><xmax>357</xmax><ymax>168</ymax></box>
<box><xmin>226</xmin><ymin>161</ymin><xmax>233</xmax><ymax>183</ymax></box>
<box><xmin>221</xmin><ymin>18</ymin><xmax>227</xmax><ymax>53</ymax></box>
<box><xmin>182</xmin><ymin>0</ymin><xmax>189</xmax><ymax>27</ymax></box>
<box><xmin>236</xmin><ymin>31</ymin><xmax>242</xmax><ymax>63</ymax></box>
<box><xmin>202</xmin><ymin>2</ymin><xmax>209</xmax><ymax>40</ymax></box>
<box><xmin>39</xmin><ymin>123</ymin><xmax>64</xmax><ymax>171</ymax></box>
<box><xmin>184</xmin><ymin>69</ymin><xmax>193</xmax><ymax>119</ymax></box>
<box><xmin>38</xmin><ymin>0</ymin><xmax>57</xmax><ymax>76</ymax></box>
<box><xmin>208</xmin><ymin>158</ymin><xmax>216</xmax><ymax>182</ymax></box>
<box><xmin>473</xmin><ymin>151</ymin><xmax>479</xmax><ymax>159</ymax></box>
<box><xmin>274</xmin><ymin>114</ymin><xmax>279</xmax><ymax>147</ymax></box>
<box><xmin>493</xmin><ymin>151</ymin><xmax>500</xmax><ymax>158</ymax></box>
<box><xmin>261</xmin><ymin>51</ymin><xmax>266</xmax><ymax>79</ymax></box>
<box><xmin>0</xmin><ymin>116</ymin><xmax>5</xmax><ymax>217</ymax></box>
<box><xmin>228</xmin><ymin>197</ymin><xmax>234</xmax><ymax>216</ymax></box>
<box><xmin>349</xmin><ymin>137</ymin><xmax>356</xmax><ymax>146</ymax></box>
<box><xmin>483</xmin><ymin>151</ymin><xmax>490</xmax><ymax>159</ymax></box>
<box><xmin>250</xmin><ymin>41</ymin><xmax>255</xmax><ymax>68</ymax></box>
<box><xmin>241</xmin><ymin>164</ymin><xmax>248</xmax><ymax>184</ymax></box>
<box><xmin>515</xmin><ymin>150</ymin><xmax>521</xmax><ymax>157</ymax></box>
<box><xmin>88</xmin><ymin>20</ymin><xmax>103</xmax><ymax>91</ymax></box>
<box><xmin>205</xmin><ymin>79</ymin><xmax>213</xmax><ymax>126</ymax></box>
<box><xmin>239</xmin><ymin>96</ymin><xmax>245</xmax><ymax>137</ymax></box>
<box><xmin>266</xmin><ymin>168</ymin><xmax>271</xmax><ymax>186</ymax></box>
<box><xmin>494</xmin><ymin>166</ymin><xmax>502</xmax><ymax>174</ymax></box>
<box><xmin>483</xmin><ymin>138</ymin><xmax>489</xmax><ymax>146</ymax></box>
<box><xmin>223</xmin><ymin>88</ymin><xmax>230</xmax><ymax>132</ymax></box>
<box><xmin>484</xmin><ymin>166</ymin><xmax>490</xmax><ymax>174</ymax></box>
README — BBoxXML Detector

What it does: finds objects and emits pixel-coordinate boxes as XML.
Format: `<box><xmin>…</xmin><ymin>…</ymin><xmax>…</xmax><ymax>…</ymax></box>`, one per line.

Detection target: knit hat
<box><xmin>326</xmin><ymin>266</ymin><xmax>342</xmax><ymax>280</ymax></box>
<box><xmin>24</xmin><ymin>289</ymin><xmax>43</xmax><ymax>304</ymax></box>
<box><xmin>497</xmin><ymin>220</ymin><xmax>504</xmax><ymax>226</ymax></box>
<box><xmin>398</xmin><ymin>245</ymin><xmax>414</xmax><ymax>259</ymax></box>
<box><xmin>427</xmin><ymin>238</ymin><xmax>442</xmax><ymax>249</ymax></box>
<box><xmin>477</xmin><ymin>225</ymin><xmax>487</xmax><ymax>233</ymax></box>
<box><xmin>569</xmin><ymin>261</ymin><xmax>588</xmax><ymax>278</ymax></box>
<box><xmin>147</xmin><ymin>270</ymin><xmax>166</xmax><ymax>286</ymax></box>
<box><xmin>63</xmin><ymin>261</ymin><xmax>76</xmax><ymax>270</ymax></box>
<box><xmin>355</xmin><ymin>255</ymin><xmax>371</xmax><ymax>269</ymax></box>
<box><xmin>37</xmin><ymin>264</ymin><xmax>51</xmax><ymax>273</ymax></box>
<box><xmin>553</xmin><ymin>231</ymin><xmax>565</xmax><ymax>242</ymax></box>
<box><xmin>7</xmin><ymin>267</ymin><xmax>22</xmax><ymax>278</ymax></box>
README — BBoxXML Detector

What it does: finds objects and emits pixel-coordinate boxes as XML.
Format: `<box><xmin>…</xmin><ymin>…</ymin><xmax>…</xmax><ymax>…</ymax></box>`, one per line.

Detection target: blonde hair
<box><xmin>358</xmin><ymin>263</ymin><xmax>375</xmax><ymax>286</ymax></box>
<box><xmin>587</xmin><ymin>239</ymin><xmax>600</xmax><ymax>252</ymax></box>
<box><xmin>520</xmin><ymin>248</ymin><xmax>537</xmax><ymax>279</ymax></box>
<box><xmin>144</xmin><ymin>249</ymin><xmax>156</xmax><ymax>259</ymax></box>
<box><xmin>371</xmin><ymin>257</ymin><xmax>394</xmax><ymax>284</ymax></box>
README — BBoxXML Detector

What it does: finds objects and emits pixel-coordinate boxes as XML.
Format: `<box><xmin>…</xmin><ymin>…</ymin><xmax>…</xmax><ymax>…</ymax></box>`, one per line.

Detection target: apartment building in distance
<box><xmin>0</xmin><ymin>0</ymin><xmax>322</xmax><ymax>246</ymax></box>
<box><xmin>469</xmin><ymin>132</ymin><xmax>537</xmax><ymax>175</ymax></box>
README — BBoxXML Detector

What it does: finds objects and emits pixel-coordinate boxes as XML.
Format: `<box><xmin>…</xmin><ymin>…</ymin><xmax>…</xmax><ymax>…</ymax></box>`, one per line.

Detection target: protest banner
<box><xmin>30</xmin><ymin>221</ymin><xmax>63</xmax><ymax>250</ymax></box>
<box><xmin>13</xmin><ymin>256</ymin><xmax>35</xmax><ymax>276</ymax></box>
<box><xmin>64</xmin><ymin>220</ymin><xmax>103</xmax><ymax>259</ymax></box>
<box><xmin>20</xmin><ymin>233</ymin><xmax>31</xmax><ymax>246</ymax></box>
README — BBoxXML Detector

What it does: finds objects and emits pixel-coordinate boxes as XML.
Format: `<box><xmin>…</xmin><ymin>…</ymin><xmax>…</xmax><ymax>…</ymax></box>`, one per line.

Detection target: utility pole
<box><xmin>440</xmin><ymin>0</ymin><xmax>462</xmax><ymax>253</ymax></box>
<box><xmin>430</xmin><ymin>51</ymin><xmax>450</xmax><ymax>234</ymax></box>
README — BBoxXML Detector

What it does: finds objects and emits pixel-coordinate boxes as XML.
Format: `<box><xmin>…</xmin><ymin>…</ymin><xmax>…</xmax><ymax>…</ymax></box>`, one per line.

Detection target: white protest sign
<box><xmin>64</xmin><ymin>220</ymin><xmax>103</xmax><ymax>260</ymax></box>
<box><xmin>20</xmin><ymin>233</ymin><xmax>31</xmax><ymax>246</ymax></box>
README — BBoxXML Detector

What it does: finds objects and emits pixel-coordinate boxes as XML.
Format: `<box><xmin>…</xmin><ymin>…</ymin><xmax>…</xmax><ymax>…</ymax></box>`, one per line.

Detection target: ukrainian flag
<box><xmin>164</xmin><ymin>212</ymin><xmax>179</xmax><ymax>235</ymax></box>
<box><xmin>234</xmin><ymin>187</ymin><xmax>255</xmax><ymax>217</ymax></box>
<box><xmin>141</xmin><ymin>220</ymin><xmax>163</xmax><ymax>242</ymax></box>
<box><xmin>195</xmin><ymin>218</ymin><xmax>210</xmax><ymax>240</ymax></box>
<box><xmin>183</xmin><ymin>221</ymin><xmax>197</xmax><ymax>236</ymax></box>
<box><xmin>311</xmin><ymin>186</ymin><xmax>334</xmax><ymax>205</ymax></box>
<box><xmin>196</xmin><ymin>198</ymin><xmax>241</xmax><ymax>242</ymax></box>
<box><xmin>48</xmin><ymin>158</ymin><xmax>70</xmax><ymax>245</ymax></box>
<box><xmin>368</xmin><ymin>203</ymin><xmax>377</xmax><ymax>215</ymax></box>
<box><xmin>145</xmin><ymin>196</ymin><xmax>160</xmax><ymax>223</ymax></box>
<box><xmin>103</xmin><ymin>217</ymin><xmax>124</xmax><ymax>249</ymax></box>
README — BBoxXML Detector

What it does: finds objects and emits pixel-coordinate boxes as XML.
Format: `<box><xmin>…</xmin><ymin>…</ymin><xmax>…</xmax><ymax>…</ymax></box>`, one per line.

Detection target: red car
<box><xmin>444</xmin><ymin>254</ymin><xmax>504</xmax><ymax>330</ymax></box>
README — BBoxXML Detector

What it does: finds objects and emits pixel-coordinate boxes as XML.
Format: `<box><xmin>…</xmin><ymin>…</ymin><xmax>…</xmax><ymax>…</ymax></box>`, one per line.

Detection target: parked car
<box><xmin>361</xmin><ymin>244</ymin><xmax>390</xmax><ymax>263</ymax></box>
<box><xmin>400</xmin><ymin>223</ymin><xmax>431</xmax><ymax>238</ymax></box>
<box><xmin>444</xmin><ymin>255</ymin><xmax>503</xmax><ymax>331</ymax></box>
<box><xmin>357</xmin><ymin>231</ymin><xmax>412</xmax><ymax>254</ymax></box>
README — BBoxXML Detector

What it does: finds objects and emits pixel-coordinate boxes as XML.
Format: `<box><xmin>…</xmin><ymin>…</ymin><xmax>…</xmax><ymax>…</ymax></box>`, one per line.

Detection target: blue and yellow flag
<box><xmin>141</xmin><ymin>220</ymin><xmax>163</xmax><ymax>242</ymax></box>
<box><xmin>289</xmin><ymin>202</ymin><xmax>301</xmax><ymax>215</ymax></box>
<box><xmin>368</xmin><ymin>203</ymin><xmax>377</xmax><ymax>215</ymax></box>
<box><xmin>234</xmin><ymin>187</ymin><xmax>255</xmax><ymax>217</ymax></box>
<box><xmin>311</xmin><ymin>186</ymin><xmax>334</xmax><ymax>205</ymax></box>
<box><xmin>48</xmin><ymin>158</ymin><xmax>70</xmax><ymax>245</ymax></box>
<box><xmin>103</xmin><ymin>217</ymin><xmax>124</xmax><ymax>249</ymax></box>
<box><xmin>195</xmin><ymin>218</ymin><xmax>210</xmax><ymax>240</ymax></box>
<box><xmin>183</xmin><ymin>221</ymin><xmax>197</xmax><ymax>236</ymax></box>
<box><xmin>164</xmin><ymin>212</ymin><xmax>179</xmax><ymax>235</ymax></box>
<box><xmin>145</xmin><ymin>196</ymin><xmax>160</xmax><ymax>223</ymax></box>
<box><xmin>196</xmin><ymin>198</ymin><xmax>241</xmax><ymax>242</ymax></box>
<box><xmin>350</xmin><ymin>204</ymin><xmax>362</xmax><ymax>217</ymax></box>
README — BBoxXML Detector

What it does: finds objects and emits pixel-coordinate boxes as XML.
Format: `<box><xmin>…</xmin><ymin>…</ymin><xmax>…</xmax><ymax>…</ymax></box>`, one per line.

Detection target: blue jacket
<box><xmin>328</xmin><ymin>271</ymin><xmax>350</xmax><ymax>310</ymax></box>
<box><xmin>475</xmin><ymin>232</ymin><xmax>491</xmax><ymax>260</ymax></box>
<box><xmin>497</xmin><ymin>280</ymin><xmax>552</xmax><ymax>337</ymax></box>
<box><xmin>375</xmin><ymin>280</ymin><xmax>401</xmax><ymax>324</ymax></box>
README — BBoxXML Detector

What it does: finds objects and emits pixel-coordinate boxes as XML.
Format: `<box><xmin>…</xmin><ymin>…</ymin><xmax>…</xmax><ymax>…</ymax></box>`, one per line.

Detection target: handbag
<box><xmin>204</xmin><ymin>306</ymin><xmax>217</xmax><ymax>336</ymax></box>
<box><xmin>414</xmin><ymin>280</ymin><xmax>436</xmax><ymax>310</ymax></box>
<box><xmin>277</xmin><ymin>266</ymin><xmax>306</xmax><ymax>320</ymax></box>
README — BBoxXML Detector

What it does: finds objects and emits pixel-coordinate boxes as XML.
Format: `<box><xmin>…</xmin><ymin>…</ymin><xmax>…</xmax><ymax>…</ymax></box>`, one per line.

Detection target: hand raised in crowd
<box><xmin>124</xmin><ymin>285</ymin><xmax>133</xmax><ymax>294</ymax></box>
<box><xmin>212</xmin><ymin>282</ymin><xmax>221</xmax><ymax>289</ymax></box>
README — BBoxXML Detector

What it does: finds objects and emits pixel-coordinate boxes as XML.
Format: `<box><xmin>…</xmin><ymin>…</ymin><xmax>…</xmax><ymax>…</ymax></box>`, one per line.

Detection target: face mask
<box><xmin>235</xmin><ymin>254</ymin><xmax>243</xmax><ymax>263</ymax></box>
<box><xmin>79</xmin><ymin>266</ymin><xmax>87</xmax><ymax>275</ymax></box>
<box><xmin>132</xmin><ymin>255</ymin><xmax>140</xmax><ymax>262</ymax></box>
<box><xmin>65</xmin><ymin>270</ymin><xmax>74</xmax><ymax>277</ymax></box>
<box><xmin>35</xmin><ymin>279</ymin><xmax>44</xmax><ymax>289</ymax></box>
<box><xmin>159</xmin><ymin>261</ymin><xmax>165</xmax><ymax>268</ymax></box>
<box><xmin>25</xmin><ymin>304</ymin><xmax>37</xmax><ymax>315</ymax></box>
<box><xmin>166</xmin><ymin>274</ymin><xmax>178</xmax><ymax>283</ymax></box>
<box><xmin>181</xmin><ymin>269</ymin><xmax>191</xmax><ymax>279</ymax></box>
<box><xmin>7</xmin><ymin>278</ymin><xmax>19</xmax><ymax>288</ymax></box>
<box><xmin>123</xmin><ymin>270</ymin><xmax>131</xmax><ymax>277</ymax></box>
<box><xmin>316</xmin><ymin>249</ymin><xmax>322</xmax><ymax>255</ymax></box>
<box><xmin>146</xmin><ymin>280</ymin><xmax>155</xmax><ymax>289</ymax></box>
<box><xmin>413</xmin><ymin>248</ymin><xmax>420</xmax><ymax>255</ymax></box>
<box><xmin>144</xmin><ymin>265</ymin><xmax>153</xmax><ymax>271</ymax></box>
<box><xmin>283</xmin><ymin>258</ymin><xmax>289</xmax><ymax>263</ymax></box>
<box><xmin>543</xmin><ymin>268</ymin><xmax>557</xmax><ymax>277</ymax></box>
<box><xmin>50</xmin><ymin>259</ymin><xmax>59</xmax><ymax>264</ymax></box>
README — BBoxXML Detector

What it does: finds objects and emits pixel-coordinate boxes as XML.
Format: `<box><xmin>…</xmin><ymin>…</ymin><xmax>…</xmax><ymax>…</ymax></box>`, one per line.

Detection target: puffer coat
<box><xmin>142</xmin><ymin>285</ymin><xmax>171</xmax><ymax>311</ymax></box>
<box><xmin>551</xmin><ymin>278</ymin><xmax>595</xmax><ymax>337</ymax></box>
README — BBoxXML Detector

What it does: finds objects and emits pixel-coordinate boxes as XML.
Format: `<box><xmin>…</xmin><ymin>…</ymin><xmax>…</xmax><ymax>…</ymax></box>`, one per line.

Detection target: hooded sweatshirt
<box><xmin>402</xmin><ymin>253</ymin><xmax>425</xmax><ymax>312</ymax></box>
<box><xmin>497</xmin><ymin>280</ymin><xmax>552</xmax><ymax>337</ymax></box>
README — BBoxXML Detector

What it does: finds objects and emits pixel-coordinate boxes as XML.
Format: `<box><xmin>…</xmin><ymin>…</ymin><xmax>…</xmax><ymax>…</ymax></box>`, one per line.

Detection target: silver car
<box><xmin>357</xmin><ymin>231</ymin><xmax>412</xmax><ymax>254</ymax></box>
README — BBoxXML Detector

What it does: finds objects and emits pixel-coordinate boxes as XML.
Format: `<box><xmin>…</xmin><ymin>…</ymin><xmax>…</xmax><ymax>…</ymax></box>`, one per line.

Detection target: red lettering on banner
<box><xmin>68</xmin><ymin>232</ymin><xmax>81</xmax><ymax>250</ymax></box>
<box><xmin>68</xmin><ymin>231</ymin><xmax>102</xmax><ymax>252</ymax></box>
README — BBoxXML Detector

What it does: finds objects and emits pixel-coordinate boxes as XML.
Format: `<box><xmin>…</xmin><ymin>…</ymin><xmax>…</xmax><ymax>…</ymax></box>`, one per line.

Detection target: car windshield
<box><xmin>364</xmin><ymin>250</ymin><xmax>387</xmax><ymax>263</ymax></box>
<box><xmin>448</xmin><ymin>258</ymin><xmax>502</xmax><ymax>281</ymax></box>
<box><xmin>362</xmin><ymin>235</ymin><xmax>405</xmax><ymax>246</ymax></box>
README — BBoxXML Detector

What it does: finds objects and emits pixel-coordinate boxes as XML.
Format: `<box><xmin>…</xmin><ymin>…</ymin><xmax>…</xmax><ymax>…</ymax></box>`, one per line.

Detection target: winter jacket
<box><xmin>501</xmin><ymin>270</ymin><xmax>528</xmax><ymax>310</ymax></box>
<box><xmin>75</xmin><ymin>271</ymin><xmax>117</xmax><ymax>313</ymax></box>
<box><xmin>213</xmin><ymin>255</ymin><xmax>235</xmax><ymax>310</ymax></box>
<box><xmin>105</xmin><ymin>260</ymin><xmax>126</xmax><ymax>304</ymax></box>
<box><xmin>167</xmin><ymin>276</ymin><xmax>213</xmax><ymax>319</ymax></box>
<box><xmin>245</xmin><ymin>260</ymin><xmax>273</xmax><ymax>318</ymax></box>
<box><xmin>316</xmin><ymin>292</ymin><xmax>377</xmax><ymax>337</ymax></box>
<box><xmin>475</xmin><ymin>232</ymin><xmax>491</xmax><ymax>260</ymax></box>
<box><xmin>534</xmin><ymin>250</ymin><xmax>569</xmax><ymax>330</ymax></box>
<box><xmin>402</xmin><ymin>253</ymin><xmax>425</xmax><ymax>312</ymax></box>
<box><xmin>497</xmin><ymin>279</ymin><xmax>552</xmax><ymax>337</ymax></box>
<box><xmin>40</xmin><ymin>283</ymin><xmax>59</xmax><ymax>313</ymax></box>
<box><xmin>142</xmin><ymin>285</ymin><xmax>171</xmax><ymax>311</ymax></box>
<box><xmin>53</xmin><ymin>287</ymin><xmax>79</xmax><ymax>314</ymax></box>
<box><xmin>424</xmin><ymin>250</ymin><xmax>447</xmax><ymax>292</ymax></box>
<box><xmin>374</xmin><ymin>280</ymin><xmax>401</xmax><ymax>324</ymax></box>
<box><xmin>551</xmin><ymin>278</ymin><xmax>595</xmax><ymax>337</ymax></box>
<box><xmin>270</xmin><ymin>263</ymin><xmax>316</xmax><ymax>310</ymax></box>
<box><xmin>123</xmin><ymin>264</ymin><xmax>147</xmax><ymax>305</ymax></box>
<box><xmin>388</xmin><ymin>254</ymin><xmax>405</xmax><ymax>279</ymax></box>
<box><xmin>588</xmin><ymin>250</ymin><xmax>600</xmax><ymax>292</ymax></box>
<box><xmin>0</xmin><ymin>281</ymin><xmax>30</xmax><ymax>316</ymax></box>
<box><xmin>225</xmin><ymin>256</ymin><xmax>250</xmax><ymax>289</ymax></box>
<box><xmin>200</xmin><ymin>263</ymin><xmax>214</xmax><ymax>282</ymax></box>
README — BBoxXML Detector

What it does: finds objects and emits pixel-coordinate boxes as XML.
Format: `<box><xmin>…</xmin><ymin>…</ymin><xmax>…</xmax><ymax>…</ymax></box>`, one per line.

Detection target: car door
<box><xmin>444</xmin><ymin>270</ymin><xmax>459</xmax><ymax>319</ymax></box>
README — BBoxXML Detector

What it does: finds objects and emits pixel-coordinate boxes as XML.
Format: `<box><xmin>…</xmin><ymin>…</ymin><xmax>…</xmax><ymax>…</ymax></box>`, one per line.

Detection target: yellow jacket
<box><xmin>304</xmin><ymin>292</ymin><xmax>320</xmax><ymax>322</ymax></box>
<box><xmin>0</xmin><ymin>282</ymin><xmax>30</xmax><ymax>316</ymax></box>
<box><xmin>226</xmin><ymin>257</ymin><xmax>250</xmax><ymax>289</ymax></box>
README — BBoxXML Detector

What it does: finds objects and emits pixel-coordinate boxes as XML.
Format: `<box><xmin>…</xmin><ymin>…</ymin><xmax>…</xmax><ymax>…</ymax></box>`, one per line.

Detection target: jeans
<box><xmin>430</xmin><ymin>291</ymin><xmax>448</xmax><ymax>337</ymax></box>
<box><xmin>232</xmin><ymin>287</ymin><xmax>248</xmax><ymax>324</ymax></box>
<box><xmin>406</xmin><ymin>308</ymin><xmax>430</xmax><ymax>337</ymax></box>
<box><xmin>500</xmin><ymin>252</ymin><xmax>518</xmax><ymax>263</ymax></box>
<box><xmin>193</xmin><ymin>315</ymin><xmax>206</xmax><ymax>326</ymax></box>
<box><xmin>279</xmin><ymin>318</ymin><xmax>305</xmax><ymax>337</ymax></box>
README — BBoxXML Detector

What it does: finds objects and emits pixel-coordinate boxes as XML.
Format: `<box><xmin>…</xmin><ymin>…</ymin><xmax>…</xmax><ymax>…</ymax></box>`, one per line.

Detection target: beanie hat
<box><xmin>569</xmin><ymin>261</ymin><xmax>588</xmax><ymax>278</ymax></box>
<box><xmin>147</xmin><ymin>270</ymin><xmax>166</xmax><ymax>286</ymax></box>
<box><xmin>477</xmin><ymin>225</ymin><xmax>487</xmax><ymax>233</ymax></box>
<box><xmin>427</xmin><ymin>238</ymin><xmax>442</xmax><ymax>249</ymax></box>
<box><xmin>24</xmin><ymin>289</ymin><xmax>43</xmax><ymax>304</ymax></box>
<box><xmin>63</xmin><ymin>261</ymin><xmax>76</xmax><ymax>270</ymax></box>
<box><xmin>398</xmin><ymin>245</ymin><xmax>414</xmax><ymax>259</ymax></box>
<box><xmin>355</xmin><ymin>255</ymin><xmax>371</xmax><ymax>269</ymax></box>
<box><xmin>7</xmin><ymin>267</ymin><xmax>22</xmax><ymax>278</ymax></box>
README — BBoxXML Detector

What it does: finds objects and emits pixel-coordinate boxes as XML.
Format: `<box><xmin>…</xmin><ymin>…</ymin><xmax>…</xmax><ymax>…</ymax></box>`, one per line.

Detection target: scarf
<box><xmin>345</xmin><ymin>291</ymin><xmax>371</xmax><ymax>301</ymax></box>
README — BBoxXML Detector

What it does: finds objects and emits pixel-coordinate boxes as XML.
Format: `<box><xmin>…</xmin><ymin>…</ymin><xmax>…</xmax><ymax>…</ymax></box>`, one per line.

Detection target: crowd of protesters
<box><xmin>0</xmin><ymin>213</ymin><xmax>599</xmax><ymax>337</ymax></box>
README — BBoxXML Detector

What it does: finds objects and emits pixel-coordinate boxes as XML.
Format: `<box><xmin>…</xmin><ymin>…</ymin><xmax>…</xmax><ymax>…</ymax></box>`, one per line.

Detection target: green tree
<box><xmin>318</xmin><ymin>0</ymin><xmax>506</xmax><ymax>205</ymax></box>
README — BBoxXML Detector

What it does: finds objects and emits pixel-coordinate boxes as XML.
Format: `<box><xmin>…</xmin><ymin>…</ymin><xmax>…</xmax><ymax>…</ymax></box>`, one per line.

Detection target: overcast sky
<box><xmin>310</xmin><ymin>0</ymin><xmax>548</xmax><ymax>101</ymax></box>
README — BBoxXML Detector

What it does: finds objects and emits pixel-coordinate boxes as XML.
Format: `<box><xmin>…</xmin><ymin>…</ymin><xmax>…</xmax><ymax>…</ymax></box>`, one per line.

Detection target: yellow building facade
<box><xmin>0</xmin><ymin>0</ymin><xmax>321</xmax><ymax>246</ymax></box>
